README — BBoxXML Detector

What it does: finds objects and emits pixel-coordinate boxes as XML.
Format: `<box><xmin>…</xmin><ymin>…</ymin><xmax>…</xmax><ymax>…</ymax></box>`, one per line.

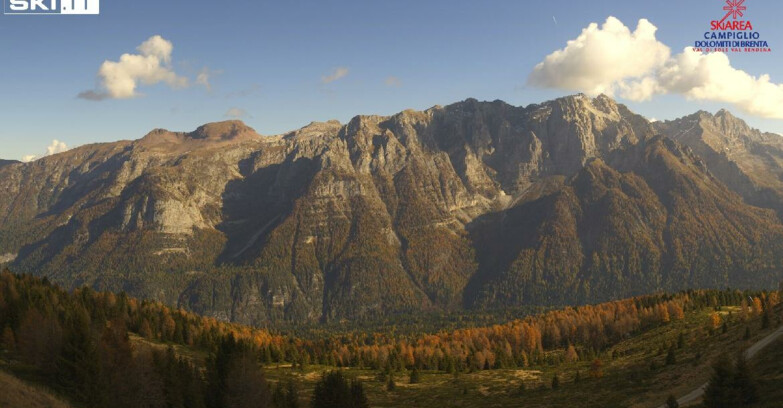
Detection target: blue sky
<box><xmin>1</xmin><ymin>0</ymin><xmax>782</xmax><ymax>161</ymax></box>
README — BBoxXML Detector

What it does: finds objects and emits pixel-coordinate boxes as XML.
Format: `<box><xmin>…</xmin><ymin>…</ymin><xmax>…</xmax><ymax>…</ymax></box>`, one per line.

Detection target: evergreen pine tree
<box><xmin>311</xmin><ymin>370</ymin><xmax>368</xmax><ymax>408</ymax></box>
<box><xmin>55</xmin><ymin>306</ymin><xmax>100</xmax><ymax>406</ymax></box>
<box><xmin>1</xmin><ymin>325</ymin><xmax>15</xmax><ymax>352</ymax></box>
<box><xmin>386</xmin><ymin>372</ymin><xmax>396</xmax><ymax>391</ymax></box>
<box><xmin>274</xmin><ymin>380</ymin><xmax>300</xmax><ymax>408</ymax></box>
<box><xmin>409</xmin><ymin>367</ymin><xmax>420</xmax><ymax>384</ymax></box>
<box><xmin>704</xmin><ymin>355</ymin><xmax>739</xmax><ymax>408</ymax></box>
<box><xmin>733</xmin><ymin>353</ymin><xmax>758</xmax><ymax>405</ymax></box>
<box><xmin>350</xmin><ymin>380</ymin><xmax>369</xmax><ymax>408</ymax></box>
<box><xmin>517</xmin><ymin>381</ymin><xmax>526</xmax><ymax>395</ymax></box>
<box><xmin>666</xmin><ymin>346</ymin><xmax>677</xmax><ymax>366</ymax></box>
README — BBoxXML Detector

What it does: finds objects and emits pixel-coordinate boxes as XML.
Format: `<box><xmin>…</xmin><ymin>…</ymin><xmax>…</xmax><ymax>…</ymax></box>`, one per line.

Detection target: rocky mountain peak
<box><xmin>708</xmin><ymin>109</ymin><xmax>752</xmax><ymax>136</ymax></box>
<box><xmin>657</xmin><ymin>108</ymin><xmax>755</xmax><ymax>140</ymax></box>
<box><xmin>189</xmin><ymin>120</ymin><xmax>258</xmax><ymax>141</ymax></box>
<box><xmin>545</xmin><ymin>93</ymin><xmax>621</xmax><ymax>121</ymax></box>
<box><xmin>715</xmin><ymin>108</ymin><xmax>732</xmax><ymax>117</ymax></box>
<box><xmin>5</xmin><ymin>96</ymin><xmax>783</xmax><ymax>324</ymax></box>
<box><xmin>282</xmin><ymin>120</ymin><xmax>343</xmax><ymax>147</ymax></box>
<box><xmin>655</xmin><ymin>107</ymin><xmax>783</xmax><ymax>219</ymax></box>
<box><xmin>136</xmin><ymin>120</ymin><xmax>261</xmax><ymax>154</ymax></box>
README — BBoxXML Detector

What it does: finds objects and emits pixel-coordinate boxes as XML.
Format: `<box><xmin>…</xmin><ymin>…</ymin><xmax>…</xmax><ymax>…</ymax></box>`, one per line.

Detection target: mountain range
<box><xmin>2</xmin><ymin>94</ymin><xmax>782</xmax><ymax>324</ymax></box>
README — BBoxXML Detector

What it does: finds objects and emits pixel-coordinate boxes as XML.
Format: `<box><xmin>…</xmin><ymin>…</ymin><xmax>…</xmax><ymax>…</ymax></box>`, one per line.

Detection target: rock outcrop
<box><xmin>655</xmin><ymin>110</ymin><xmax>783</xmax><ymax>218</ymax></box>
<box><xmin>1</xmin><ymin>96</ymin><xmax>782</xmax><ymax>325</ymax></box>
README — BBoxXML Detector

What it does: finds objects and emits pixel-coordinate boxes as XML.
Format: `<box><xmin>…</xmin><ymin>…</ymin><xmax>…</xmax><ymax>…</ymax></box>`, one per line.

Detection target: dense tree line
<box><xmin>3</xmin><ymin>269</ymin><xmax>778</xmax><ymax>376</ymax></box>
<box><xmin>0</xmin><ymin>270</ymin><xmax>275</xmax><ymax>407</ymax></box>
<box><xmin>1</xmin><ymin>269</ymin><xmax>779</xmax><ymax>407</ymax></box>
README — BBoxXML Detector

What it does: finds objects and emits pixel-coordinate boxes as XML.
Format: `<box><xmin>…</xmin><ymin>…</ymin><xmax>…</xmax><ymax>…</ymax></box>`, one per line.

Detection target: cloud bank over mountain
<box><xmin>528</xmin><ymin>16</ymin><xmax>783</xmax><ymax>119</ymax></box>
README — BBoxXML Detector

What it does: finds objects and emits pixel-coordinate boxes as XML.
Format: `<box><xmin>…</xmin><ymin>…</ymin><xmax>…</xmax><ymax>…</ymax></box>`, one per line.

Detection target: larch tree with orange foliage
<box><xmin>752</xmin><ymin>297</ymin><xmax>763</xmax><ymax>316</ymax></box>
<box><xmin>590</xmin><ymin>359</ymin><xmax>603</xmax><ymax>378</ymax></box>
<box><xmin>565</xmin><ymin>344</ymin><xmax>578</xmax><ymax>363</ymax></box>
<box><xmin>708</xmin><ymin>312</ymin><xmax>722</xmax><ymax>330</ymax></box>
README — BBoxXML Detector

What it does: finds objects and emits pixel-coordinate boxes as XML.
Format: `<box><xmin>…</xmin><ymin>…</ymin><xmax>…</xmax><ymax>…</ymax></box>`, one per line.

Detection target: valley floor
<box><xmin>1</xmin><ymin>275</ymin><xmax>780</xmax><ymax>408</ymax></box>
<box><xmin>258</xmin><ymin>306</ymin><xmax>782</xmax><ymax>408</ymax></box>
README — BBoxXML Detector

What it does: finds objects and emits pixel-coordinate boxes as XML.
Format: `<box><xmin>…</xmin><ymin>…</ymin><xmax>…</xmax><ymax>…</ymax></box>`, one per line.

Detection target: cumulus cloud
<box><xmin>224</xmin><ymin>107</ymin><xmax>251</xmax><ymax>119</ymax></box>
<box><xmin>528</xmin><ymin>16</ymin><xmax>783</xmax><ymax>119</ymax></box>
<box><xmin>321</xmin><ymin>67</ymin><xmax>349</xmax><ymax>84</ymax></box>
<box><xmin>21</xmin><ymin>140</ymin><xmax>69</xmax><ymax>162</ymax></box>
<box><xmin>195</xmin><ymin>67</ymin><xmax>222</xmax><ymax>92</ymax></box>
<box><xmin>196</xmin><ymin>68</ymin><xmax>212</xmax><ymax>91</ymax></box>
<box><xmin>655</xmin><ymin>51</ymin><xmax>783</xmax><ymax>119</ymax></box>
<box><xmin>46</xmin><ymin>140</ymin><xmax>68</xmax><ymax>155</ymax></box>
<box><xmin>79</xmin><ymin>35</ymin><xmax>189</xmax><ymax>100</ymax></box>
<box><xmin>385</xmin><ymin>76</ymin><xmax>402</xmax><ymax>87</ymax></box>
<box><xmin>528</xmin><ymin>17</ymin><xmax>670</xmax><ymax>96</ymax></box>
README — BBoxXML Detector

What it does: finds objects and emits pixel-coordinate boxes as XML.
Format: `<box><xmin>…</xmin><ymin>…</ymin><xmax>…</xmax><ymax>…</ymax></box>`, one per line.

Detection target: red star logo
<box><xmin>719</xmin><ymin>0</ymin><xmax>747</xmax><ymax>24</ymax></box>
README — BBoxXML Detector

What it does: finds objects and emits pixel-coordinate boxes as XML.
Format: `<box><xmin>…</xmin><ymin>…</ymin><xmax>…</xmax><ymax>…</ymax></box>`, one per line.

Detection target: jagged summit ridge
<box><xmin>655</xmin><ymin>107</ymin><xmax>783</xmax><ymax>218</ymax></box>
<box><xmin>1</xmin><ymin>95</ymin><xmax>782</xmax><ymax>324</ymax></box>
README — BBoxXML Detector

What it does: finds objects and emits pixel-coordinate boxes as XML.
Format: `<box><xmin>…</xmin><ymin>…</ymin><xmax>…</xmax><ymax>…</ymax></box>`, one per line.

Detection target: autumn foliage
<box><xmin>0</xmin><ymin>268</ymin><xmax>779</xmax><ymax>408</ymax></box>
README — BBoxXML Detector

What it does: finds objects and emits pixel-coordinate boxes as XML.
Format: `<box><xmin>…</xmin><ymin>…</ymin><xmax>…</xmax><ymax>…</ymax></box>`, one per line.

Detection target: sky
<box><xmin>1</xmin><ymin>0</ymin><xmax>782</xmax><ymax>161</ymax></box>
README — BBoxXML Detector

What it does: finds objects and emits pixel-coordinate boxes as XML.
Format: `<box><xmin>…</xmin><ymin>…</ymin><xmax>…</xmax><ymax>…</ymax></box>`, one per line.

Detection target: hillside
<box><xmin>750</xmin><ymin>336</ymin><xmax>783</xmax><ymax>408</ymax></box>
<box><xmin>0</xmin><ymin>370</ymin><xmax>72</xmax><ymax>408</ymax></box>
<box><xmin>2</xmin><ymin>95</ymin><xmax>783</xmax><ymax>323</ymax></box>
<box><xmin>1</xmin><ymin>271</ymin><xmax>781</xmax><ymax>408</ymax></box>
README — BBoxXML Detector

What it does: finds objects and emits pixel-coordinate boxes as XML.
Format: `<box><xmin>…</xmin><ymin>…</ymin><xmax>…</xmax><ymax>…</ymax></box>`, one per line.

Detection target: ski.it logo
<box><xmin>4</xmin><ymin>0</ymin><xmax>99</xmax><ymax>14</ymax></box>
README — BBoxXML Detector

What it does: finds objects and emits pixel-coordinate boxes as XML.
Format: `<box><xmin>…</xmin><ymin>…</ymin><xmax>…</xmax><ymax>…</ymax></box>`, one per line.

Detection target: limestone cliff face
<box><xmin>2</xmin><ymin>98</ymin><xmax>782</xmax><ymax>325</ymax></box>
<box><xmin>655</xmin><ymin>111</ymin><xmax>783</xmax><ymax>218</ymax></box>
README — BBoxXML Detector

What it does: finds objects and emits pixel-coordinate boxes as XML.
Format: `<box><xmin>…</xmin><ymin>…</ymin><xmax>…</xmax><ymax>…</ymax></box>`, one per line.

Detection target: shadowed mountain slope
<box><xmin>2</xmin><ymin>97</ymin><xmax>782</xmax><ymax>324</ymax></box>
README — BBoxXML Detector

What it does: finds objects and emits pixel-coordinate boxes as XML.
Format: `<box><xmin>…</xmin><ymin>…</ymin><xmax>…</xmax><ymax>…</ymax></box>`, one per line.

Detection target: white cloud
<box><xmin>528</xmin><ymin>17</ymin><xmax>670</xmax><ymax>96</ymax></box>
<box><xmin>196</xmin><ymin>68</ymin><xmax>212</xmax><ymax>91</ymax></box>
<box><xmin>321</xmin><ymin>67</ymin><xmax>349</xmax><ymax>84</ymax></box>
<box><xmin>655</xmin><ymin>51</ymin><xmax>783</xmax><ymax>119</ymax></box>
<box><xmin>46</xmin><ymin>140</ymin><xmax>68</xmax><ymax>156</ymax></box>
<box><xmin>196</xmin><ymin>67</ymin><xmax>222</xmax><ymax>92</ymax></box>
<box><xmin>79</xmin><ymin>35</ymin><xmax>189</xmax><ymax>100</ymax></box>
<box><xmin>136</xmin><ymin>35</ymin><xmax>173</xmax><ymax>64</ymax></box>
<box><xmin>385</xmin><ymin>76</ymin><xmax>402</xmax><ymax>87</ymax></box>
<box><xmin>224</xmin><ymin>107</ymin><xmax>251</xmax><ymax>119</ymax></box>
<box><xmin>21</xmin><ymin>140</ymin><xmax>69</xmax><ymax>162</ymax></box>
<box><xmin>528</xmin><ymin>16</ymin><xmax>783</xmax><ymax>119</ymax></box>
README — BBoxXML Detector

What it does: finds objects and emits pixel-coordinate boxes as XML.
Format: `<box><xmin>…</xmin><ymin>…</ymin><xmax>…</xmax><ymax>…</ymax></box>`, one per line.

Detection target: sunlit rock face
<box><xmin>2</xmin><ymin>97</ymin><xmax>782</xmax><ymax>325</ymax></box>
